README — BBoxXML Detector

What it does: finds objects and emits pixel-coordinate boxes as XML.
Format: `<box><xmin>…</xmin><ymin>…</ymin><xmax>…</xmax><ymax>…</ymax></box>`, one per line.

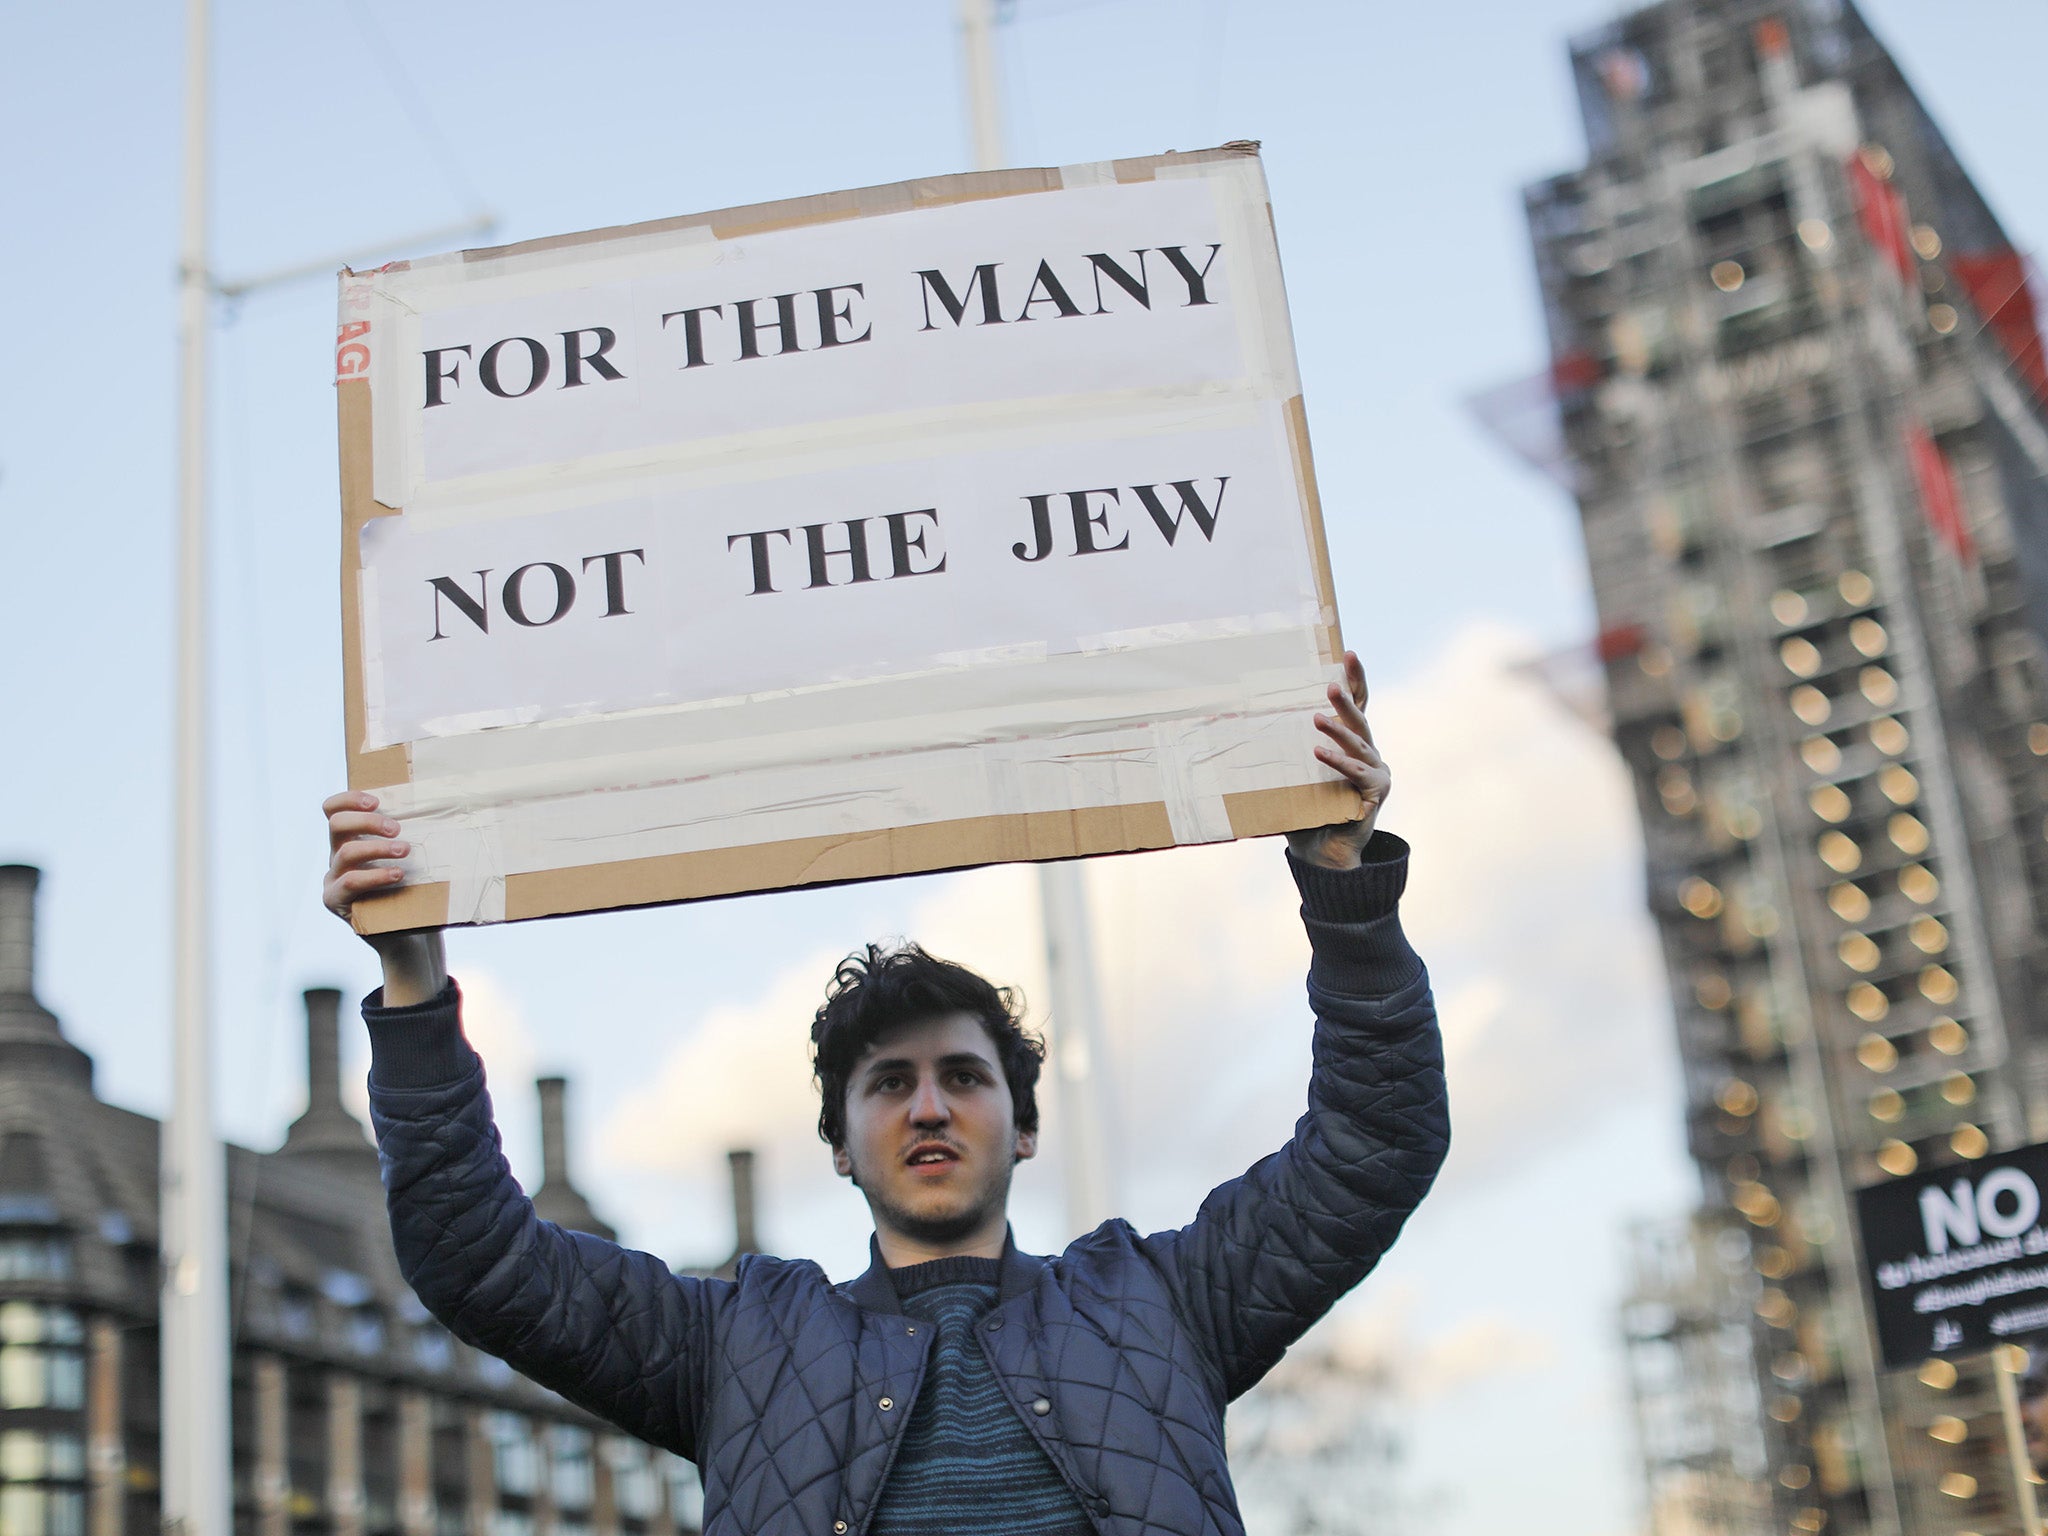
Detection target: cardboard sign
<box><xmin>1856</xmin><ymin>1141</ymin><xmax>2048</xmax><ymax>1366</ymax></box>
<box><xmin>338</xmin><ymin>144</ymin><xmax>1354</xmax><ymax>932</ymax></box>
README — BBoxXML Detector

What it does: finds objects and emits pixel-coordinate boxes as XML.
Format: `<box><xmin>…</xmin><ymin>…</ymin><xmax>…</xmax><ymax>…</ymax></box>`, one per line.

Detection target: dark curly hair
<box><xmin>811</xmin><ymin>942</ymin><xmax>1044</xmax><ymax>1151</ymax></box>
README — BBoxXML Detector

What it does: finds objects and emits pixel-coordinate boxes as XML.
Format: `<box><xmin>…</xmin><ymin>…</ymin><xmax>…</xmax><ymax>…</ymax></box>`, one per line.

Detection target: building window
<box><xmin>0</xmin><ymin>1303</ymin><xmax>85</xmax><ymax>1411</ymax></box>
<box><xmin>278</xmin><ymin>1289</ymin><xmax>316</xmax><ymax>1340</ymax></box>
<box><xmin>412</xmin><ymin>1326</ymin><xmax>453</xmax><ymax>1373</ymax></box>
<box><xmin>0</xmin><ymin>1238</ymin><xmax>69</xmax><ymax>1282</ymax></box>
<box><xmin>0</xmin><ymin>1349</ymin><xmax>84</xmax><ymax>1410</ymax></box>
<box><xmin>666</xmin><ymin>1456</ymin><xmax>704</xmax><ymax>1528</ymax></box>
<box><xmin>485</xmin><ymin>1413</ymin><xmax>537</xmax><ymax>1498</ymax></box>
<box><xmin>0</xmin><ymin>1305</ymin><xmax>81</xmax><ymax>1347</ymax></box>
<box><xmin>549</xmin><ymin>1425</ymin><xmax>594</xmax><ymax>1512</ymax></box>
<box><xmin>0</xmin><ymin>1430</ymin><xmax>86</xmax><ymax>1535</ymax></box>
<box><xmin>0</xmin><ymin>1486</ymin><xmax>85</xmax><ymax>1536</ymax></box>
<box><xmin>0</xmin><ymin>1430</ymin><xmax>85</xmax><ymax>1481</ymax></box>
<box><xmin>605</xmin><ymin>1436</ymin><xmax>658</xmax><ymax>1521</ymax></box>
<box><xmin>346</xmin><ymin>1309</ymin><xmax>385</xmax><ymax>1357</ymax></box>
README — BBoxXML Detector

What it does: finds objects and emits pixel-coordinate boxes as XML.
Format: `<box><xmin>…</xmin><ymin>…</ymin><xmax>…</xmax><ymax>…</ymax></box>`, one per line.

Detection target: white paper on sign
<box><xmin>407</xmin><ymin>179</ymin><xmax>1248</xmax><ymax>485</ymax></box>
<box><xmin>360</xmin><ymin>407</ymin><xmax>1310</xmax><ymax>746</ymax></box>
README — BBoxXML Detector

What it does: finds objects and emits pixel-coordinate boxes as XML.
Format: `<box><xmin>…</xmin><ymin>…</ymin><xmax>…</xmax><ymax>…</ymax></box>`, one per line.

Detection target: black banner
<box><xmin>1856</xmin><ymin>1140</ymin><xmax>2048</xmax><ymax>1369</ymax></box>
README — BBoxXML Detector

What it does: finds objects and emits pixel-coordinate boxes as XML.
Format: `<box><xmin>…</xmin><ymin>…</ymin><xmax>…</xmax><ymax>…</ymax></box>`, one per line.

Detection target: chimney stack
<box><xmin>728</xmin><ymin>1149</ymin><xmax>758</xmax><ymax>1258</ymax></box>
<box><xmin>531</xmin><ymin>1075</ymin><xmax>617</xmax><ymax>1241</ymax></box>
<box><xmin>279</xmin><ymin>986</ymin><xmax>377</xmax><ymax>1174</ymax></box>
<box><xmin>538</xmin><ymin>1076</ymin><xmax>571</xmax><ymax>1189</ymax></box>
<box><xmin>304</xmin><ymin>987</ymin><xmax>342</xmax><ymax>1114</ymax></box>
<box><xmin>0</xmin><ymin>866</ymin><xmax>92</xmax><ymax>1087</ymax></box>
<box><xmin>0</xmin><ymin>865</ymin><xmax>41</xmax><ymax>999</ymax></box>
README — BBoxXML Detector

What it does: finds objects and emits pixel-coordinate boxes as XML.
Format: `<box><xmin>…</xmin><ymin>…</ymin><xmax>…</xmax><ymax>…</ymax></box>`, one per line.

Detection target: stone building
<box><xmin>0</xmin><ymin>862</ymin><xmax>754</xmax><ymax>1535</ymax></box>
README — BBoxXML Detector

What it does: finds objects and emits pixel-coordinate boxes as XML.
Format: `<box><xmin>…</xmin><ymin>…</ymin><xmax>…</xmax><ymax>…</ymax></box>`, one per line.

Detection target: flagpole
<box><xmin>956</xmin><ymin>0</ymin><xmax>1119</xmax><ymax>1233</ymax></box>
<box><xmin>162</xmin><ymin>0</ymin><xmax>233</xmax><ymax>1527</ymax></box>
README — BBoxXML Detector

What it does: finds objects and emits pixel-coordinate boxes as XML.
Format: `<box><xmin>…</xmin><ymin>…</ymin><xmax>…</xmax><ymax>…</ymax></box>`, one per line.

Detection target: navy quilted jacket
<box><xmin>365</xmin><ymin>838</ymin><xmax>1448</xmax><ymax>1536</ymax></box>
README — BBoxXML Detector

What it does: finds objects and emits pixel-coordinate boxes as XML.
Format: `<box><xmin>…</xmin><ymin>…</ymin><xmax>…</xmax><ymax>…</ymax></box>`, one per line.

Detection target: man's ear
<box><xmin>832</xmin><ymin>1145</ymin><xmax>854</xmax><ymax>1180</ymax></box>
<box><xmin>1013</xmin><ymin>1129</ymin><xmax>1037</xmax><ymax>1164</ymax></box>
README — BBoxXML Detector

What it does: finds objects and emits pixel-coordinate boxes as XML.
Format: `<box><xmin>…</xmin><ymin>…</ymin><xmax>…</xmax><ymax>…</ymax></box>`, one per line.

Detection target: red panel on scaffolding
<box><xmin>1952</xmin><ymin>249</ymin><xmax>2048</xmax><ymax>405</ymax></box>
<box><xmin>1903</xmin><ymin>422</ymin><xmax>1975</xmax><ymax>564</ymax></box>
<box><xmin>1847</xmin><ymin>154</ymin><xmax>1915</xmax><ymax>287</ymax></box>
<box><xmin>1596</xmin><ymin>623</ymin><xmax>1648</xmax><ymax>663</ymax></box>
<box><xmin>1551</xmin><ymin>348</ymin><xmax>1604</xmax><ymax>392</ymax></box>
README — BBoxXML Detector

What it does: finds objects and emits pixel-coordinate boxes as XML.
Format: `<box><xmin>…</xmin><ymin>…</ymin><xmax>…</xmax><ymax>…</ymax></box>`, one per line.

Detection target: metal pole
<box><xmin>162</xmin><ymin>0</ymin><xmax>232</xmax><ymax>1528</ymax></box>
<box><xmin>1039</xmin><ymin>864</ymin><xmax>1118</xmax><ymax>1229</ymax></box>
<box><xmin>1997</xmin><ymin>1345</ymin><xmax>2043</xmax><ymax>1536</ymax></box>
<box><xmin>958</xmin><ymin>0</ymin><xmax>1004</xmax><ymax>177</ymax></box>
<box><xmin>213</xmin><ymin>213</ymin><xmax>498</xmax><ymax>299</ymax></box>
<box><xmin>954</xmin><ymin>0</ymin><xmax>1119</xmax><ymax>1233</ymax></box>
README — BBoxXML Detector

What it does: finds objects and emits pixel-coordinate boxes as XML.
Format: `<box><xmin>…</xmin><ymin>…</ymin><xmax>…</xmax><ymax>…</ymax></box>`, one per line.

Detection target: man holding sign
<box><xmin>322</xmin><ymin>652</ymin><xmax>1446</xmax><ymax>1536</ymax></box>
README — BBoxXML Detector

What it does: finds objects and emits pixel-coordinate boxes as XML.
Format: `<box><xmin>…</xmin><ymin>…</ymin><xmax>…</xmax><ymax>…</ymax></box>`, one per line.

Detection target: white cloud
<box><xmin>1372</xmin><ymin>621</ymin><xmax>1673</xmax><ymax>1185</ymax></box>
<box><xmin>1255</xmin><ymin>1286</ymin><xmax>1556</xmax><ymax>1403</ymax></box>
<box><xmin>600</xmin><ymin>953</ymin><xmax>836</xmax><ymax>1177</ymax></box>
<box><xmin>596</xmin><ymin>945</ymin><xmax>851</xmax><ymax>1268</ymax></box>
<box><xmin>1411</xmin><ymin>1313</ymin><xmax>1559</xmax><ymax>1399</ymax></box>
<box><xmin>1227</xmin><ymin>1291</ymin><xmax>1559</xmax><ymax>1531</ymax></box>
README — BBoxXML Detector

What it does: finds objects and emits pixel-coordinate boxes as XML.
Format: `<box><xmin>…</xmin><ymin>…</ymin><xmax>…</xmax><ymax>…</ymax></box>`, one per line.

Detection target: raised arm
<box><xmin>1140</xmin><ymin>657</ymin><xmax>1450</xmax><ymax>1399</ymax></box>
<box><xmin>364</xmin><ymin>987</ymin><xmax>717</xmax><ymax>1455</ymax></box>
<box><xmin>322</xmin><ymin>793</ymin><xmax>717</xmax><ymax>1455</ymax></box>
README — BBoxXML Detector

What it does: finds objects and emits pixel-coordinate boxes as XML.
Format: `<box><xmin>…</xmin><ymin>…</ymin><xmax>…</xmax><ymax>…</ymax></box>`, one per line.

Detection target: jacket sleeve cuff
<box><xmin>1287</xmin><ymin>833</ymin><xmax>1424</xmax><ymax>1000</ymax></box>
<box><xmin>1286</xmin><ymin>830</ymin><xmax>1408</xmax><ymax>921</ymax></box>
<box><xmin>362</xmin><ymin>979</ymin><xmax>478</xmax><ymax>1090</ymax></box>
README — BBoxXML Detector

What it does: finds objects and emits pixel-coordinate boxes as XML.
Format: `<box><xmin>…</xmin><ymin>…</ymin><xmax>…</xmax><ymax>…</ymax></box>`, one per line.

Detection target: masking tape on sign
<box><xmin>384</xmin><ymin>388</ymin><xmax>1281</xmax><ymax>534</ymax></box>
<box><xmin>1058</xmin><ymin>160</ymin><xmax>1118</xmax><ymax>190</ymax></box>
<box><xmin>400</xmin><ymin>627</ymin><xmax>1324</xmax><ymax>790</ymax></box>
<box><xmin>377</xmin><ymin>647</ymin><xmax>1344</xmax><ymax>911</ymax></box>
<box><xmin>1149</xmin><ymin>720</ymin><xmax>1235</xmax><ymax>845</ymax></box>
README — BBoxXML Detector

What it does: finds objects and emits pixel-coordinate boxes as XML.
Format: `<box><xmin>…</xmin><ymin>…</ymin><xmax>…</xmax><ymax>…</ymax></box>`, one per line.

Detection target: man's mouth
<box><xmin>905</xmin><ymin>1143</ymin><xmax>961</xmax><ymax>1167</ymax></box>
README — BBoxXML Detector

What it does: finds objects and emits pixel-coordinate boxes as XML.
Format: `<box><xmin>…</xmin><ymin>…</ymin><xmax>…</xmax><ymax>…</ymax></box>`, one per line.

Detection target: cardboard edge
<box><xmin>337</xmin><ymin>139</ymin><xmax>1345</xmax><ymax>933</ymax></box>
<box><xmin>449</xmin><ymin>145</ymin><xmax>1264</xmax><ymax>267</ymax></box>
<box><xmin>345</xmin><ymin>780</ymin><xmax>1359</xmax><ymax>933</ymax></box>
<box><xmin>350</xmin><ymin>880</ymin><xmax>451</xmax><ymax>936</ymax></box>
<box><xmin>338</xmin><ymin>377</ymin><xmax>414</xmax><ymax>792</ymax></box>
<box><xmin>1283</xmin><ymin>394</ymin><xmax>1344</xmax><ymax>665</ymax></box>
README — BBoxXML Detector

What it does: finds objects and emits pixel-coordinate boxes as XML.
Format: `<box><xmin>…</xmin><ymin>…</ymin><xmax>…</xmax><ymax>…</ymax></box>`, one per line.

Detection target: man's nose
<box><xmin>908</xmin><ymin>1074</ymin><xmax>949</xmax><ymax>1125</ymax></box>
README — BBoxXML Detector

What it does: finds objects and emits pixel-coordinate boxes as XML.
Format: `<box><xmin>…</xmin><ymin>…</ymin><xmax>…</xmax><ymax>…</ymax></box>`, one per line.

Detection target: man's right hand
<box><xmin>323</xmin><ymin>791</ymin><xmax>447</xmax><ymax>1006</ymax></box>
<box><xmin>324</xmin><ymin>791</ymin><xmax>411</xmax><ymax>917</ymax></box>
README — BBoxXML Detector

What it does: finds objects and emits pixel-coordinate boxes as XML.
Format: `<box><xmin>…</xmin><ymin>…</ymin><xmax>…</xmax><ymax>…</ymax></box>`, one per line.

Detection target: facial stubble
<box><xmin>843</xmin><ymin>1146</ymin><xmax>1020</xmax><ymax>1248</ymax></box>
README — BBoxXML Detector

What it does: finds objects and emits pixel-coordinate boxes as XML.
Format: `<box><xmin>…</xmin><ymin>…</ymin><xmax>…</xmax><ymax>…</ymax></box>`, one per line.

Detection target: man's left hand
<box><xmin>1285</xmin><ymin>651</ymin><xmax>1390</xmax><ymax>871</ymax></box>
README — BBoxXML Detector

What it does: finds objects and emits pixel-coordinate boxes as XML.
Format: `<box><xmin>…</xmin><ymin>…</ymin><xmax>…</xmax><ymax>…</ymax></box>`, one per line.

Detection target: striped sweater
<box><xmin>870</xmin><ymin>1256</ymin><xmax>1092</xmax><ymax>1535</ymax></box>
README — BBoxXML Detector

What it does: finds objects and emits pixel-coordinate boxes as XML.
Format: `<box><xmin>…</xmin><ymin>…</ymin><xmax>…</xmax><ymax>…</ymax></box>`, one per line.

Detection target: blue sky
<box><xmin>3</xmin><ymin>2</ymin><xmax>2043</xmax><ymax>1531</ymax></box>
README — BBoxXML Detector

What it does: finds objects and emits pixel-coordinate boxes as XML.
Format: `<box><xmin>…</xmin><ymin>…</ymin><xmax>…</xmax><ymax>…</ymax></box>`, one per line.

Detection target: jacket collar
<box><xmin>845</xmin><ymin>1227</ymin><xmax>1047</xmax><ymax>1314</ymax></box>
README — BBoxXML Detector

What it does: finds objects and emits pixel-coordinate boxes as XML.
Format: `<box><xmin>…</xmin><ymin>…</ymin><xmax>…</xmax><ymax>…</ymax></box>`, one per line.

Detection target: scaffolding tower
<box><xmin>1522</xmin><ymin>2</ymin><xmax>2048</xmax><ymax>1533</ymax></box>
<box><xmin>1622</xmin><ymin>1214</ymin><xmax>1775</xmax><ymax>1536</ymax></box>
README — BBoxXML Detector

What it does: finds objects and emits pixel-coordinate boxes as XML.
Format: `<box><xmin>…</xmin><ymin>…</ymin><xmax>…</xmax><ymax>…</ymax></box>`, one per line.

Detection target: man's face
<box><xmin>832</xmin><ymin>1010</ymin><xmax>1035</xmax><ymax>1254</ymax></box>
